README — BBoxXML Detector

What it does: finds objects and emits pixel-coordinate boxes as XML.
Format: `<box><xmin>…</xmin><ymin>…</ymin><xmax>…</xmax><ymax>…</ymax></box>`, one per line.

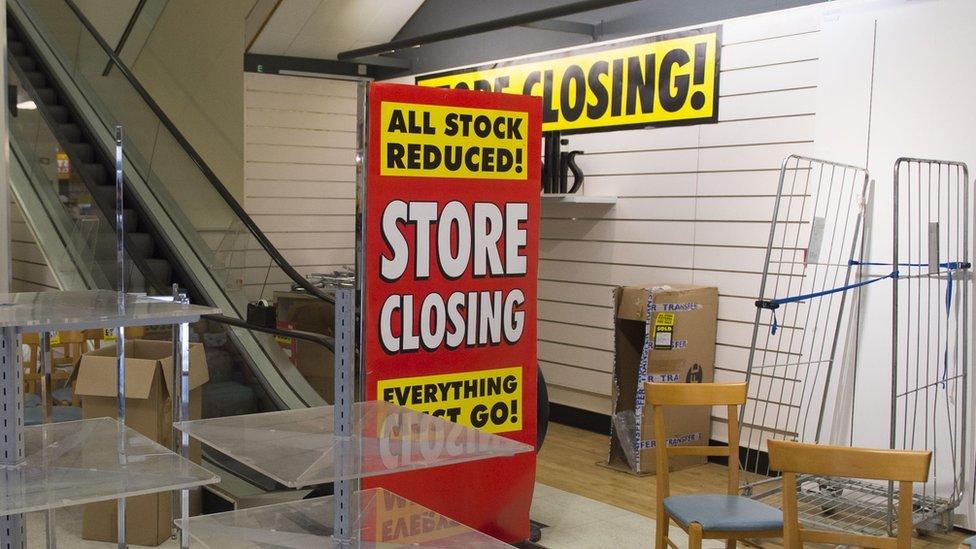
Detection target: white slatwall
<box><xmin>542</xmin><ymin>6</ymin><xmax>824</xmax><ymax>426</ymax></box>
<box><xmin>243</xmin><ymin>73</ymin><xmax>358</xmax><ymax>298</ymax></box>
<box><xmin>8</xmin><ymin>198</ymin><xmax>59</xmax><ymax>292</ymax></box>
<box><xmin>242</xmin><ymin>6</ymin><xmax>826</xmax><ymax>433</ymax></box>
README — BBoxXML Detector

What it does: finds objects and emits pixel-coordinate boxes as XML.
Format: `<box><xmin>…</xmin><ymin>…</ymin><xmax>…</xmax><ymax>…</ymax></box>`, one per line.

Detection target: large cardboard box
<box><xmin>75</xmin><ymin>340</ymin><xmax>209</xmax><ymax>546</ymax></box>
<box><xmin>607</xmin><ymin>284</ymin><xmax>718</xmax><ymax>474</ymax></box>
<box><xmin>275</xmin><ymin>291</ymin><xmax>335</xmax><ymax>402</ymax></box>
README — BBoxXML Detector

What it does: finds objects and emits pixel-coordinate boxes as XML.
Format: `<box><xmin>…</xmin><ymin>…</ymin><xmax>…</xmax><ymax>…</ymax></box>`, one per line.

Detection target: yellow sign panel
<box><xmin>417</xmin><ymin>27</ymin><xmax>720</xmax><ymax>132</ymax></box>
<box><xmin>377</xmin><ymin>366</ymin><xmax>522</xmax><ymax>434</ymax></box>
<box><xmin>379</xmin><ymin>102</ymin><xmax>528</xmax><ymax>180</ymax></box>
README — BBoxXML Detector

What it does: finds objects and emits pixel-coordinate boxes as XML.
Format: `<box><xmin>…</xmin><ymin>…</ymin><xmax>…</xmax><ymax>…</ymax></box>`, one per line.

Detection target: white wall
<box><xmin>7</xmin><ymin>198</ymin><xmax>57</xmax><ymax>292</ymax></box>
<box><xmin>543</xmin><ymin>7</ymin><xmax>823</xmax><ymax>423</ymax></box>
<box><xmin>812</xmin><ymin>0</ymin><xmax>976</xmax><ymax>523</ymax></box>
<box><xmin>130</xmin><ymin>0</ymin><xmax>248</xmax><ymax>201</ymax></box>
<box><xmin>243</xmin><ymin>73</ymin><xmax>358</xmax><ymax>300</ymax></box>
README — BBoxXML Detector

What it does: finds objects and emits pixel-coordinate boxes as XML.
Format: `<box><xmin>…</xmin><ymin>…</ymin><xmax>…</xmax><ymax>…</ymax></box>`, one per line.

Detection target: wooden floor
<box><xmin>536</xmin><ymin>422</ymin><xmax>967</xmax><ymax>547</ymax></box>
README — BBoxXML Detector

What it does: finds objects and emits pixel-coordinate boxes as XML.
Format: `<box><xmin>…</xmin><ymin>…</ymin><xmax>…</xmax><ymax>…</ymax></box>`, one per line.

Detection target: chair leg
<box><xmin>688</xmin><ymin>523</ymin><xmax>703</xmax><ymax>549</ymax></box>
<box><xmin>655</xmin><ymin>515</ymin><xmax>669</xmax><ymax>549</ymax></box>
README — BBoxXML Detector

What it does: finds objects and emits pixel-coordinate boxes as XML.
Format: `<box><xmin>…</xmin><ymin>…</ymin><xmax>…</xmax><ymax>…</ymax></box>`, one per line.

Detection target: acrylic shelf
<box><xmin>0</xmin><ymin>290</ymin><xmax>219</xmax><ymax>332</ymax></box>
<box><xmin>176</xmin><ymin>487</ymin><xmax>512</xmax><ymax>548</ymax></box>
<box><xmin>0</xmin><ymin>417</ymin><xmax>218</xmax><ymax>515</ymax></box>
<box><xmin>174</xmin><ymin>401</ymin><xmax>534</xmax><ymax>488</ymax></box>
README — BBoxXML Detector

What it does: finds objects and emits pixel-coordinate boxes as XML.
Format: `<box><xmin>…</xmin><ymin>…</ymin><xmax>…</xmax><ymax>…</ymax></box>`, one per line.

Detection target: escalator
<box><xmin>6</xmin><ymin>0</ymin><xmax>338</xmax><ymax>496</ymax></box>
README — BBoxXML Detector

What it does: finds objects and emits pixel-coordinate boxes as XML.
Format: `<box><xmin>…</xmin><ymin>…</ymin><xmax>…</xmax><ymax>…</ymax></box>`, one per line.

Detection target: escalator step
<box><xmin>89</xmin><ymin>185</ymin><xmax>115</xmax><ymax>208</ymax></box>
<box><xmin>95</xmin><ymin>260</ymin><xmax>142</xmax><ymax>292</ymax></box>
<box><xmin>128</xmin><ymin>233</ymin><xmax>155</xmax><ymax>259</ymax></box>
<box><xmin>8</xmin><ymin>41</ymin><xmax>26</xmax><ymax>55</ymax></box>
<box><xmin>123</xmin><ymin>209</ymin><xmax>137</xmax><ymax>229</ymax></box>
<box><xmin>13</xmin><ymin>55</ymin><xmax>35</xmax><ymax>71</ymax></box>
<box><xmin>47</xmin><ymin>105</ymin><xmax>69</xmax><ymax>123</ymax></box>
<box><xmin>145</xmin><ymin>259</ymin><xmax>173</xmax><ymax>286</ymax></box>
<box><xmin>57</xmin><ymin>123</ymin><xmax>82</xmax><ymax>143</ymax></box>
<box><xmin>202</xmin><ymin>382</ymin><xmax>256</xmax><ymax>418</ymax></box>
<box><xmin>70</xmin><ymin>143</ymin><xmax>93</xmax><ymax>163</ymax></box>
<box><xmin>93</xmin><ymin>232</ymin><xmax>154</xmax><ymax>260</ymax></box>
<box><xmin>34</xmin><ymin>88</ymin><xmax>56</xmax><ymax>105</ymax></box>
<box><xmin>81</xmin><ymin>162</ymin><xmax>107</xmax><ymax>184</ymax></box>
<box><xmin>23</xmin><ymin>71</ymin><xmax>45</xmax><ymax>88</ymax></box>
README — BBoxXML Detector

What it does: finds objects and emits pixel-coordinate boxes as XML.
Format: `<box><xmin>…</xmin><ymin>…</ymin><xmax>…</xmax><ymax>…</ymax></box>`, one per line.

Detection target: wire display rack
<box><xmin>889</xmin><ymin>157</ymin><xmax>970</xmax><ymax>533</ymax></box>
<box><xmin>739</xmin><ymin>154</ymin><xmax>971</xmax><ymax>538</ymax></box>
<box><xmin>740</xmin><ymin>155</ymin><xmax>870</xmax><ymax>484</ymax></box>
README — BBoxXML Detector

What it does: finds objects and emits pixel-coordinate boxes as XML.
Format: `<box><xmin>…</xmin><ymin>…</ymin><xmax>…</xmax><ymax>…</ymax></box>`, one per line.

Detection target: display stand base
<box><xmin>176</xmin><ymin>487</ymin><xmax>513</xmax><ymax>548</ymax></box>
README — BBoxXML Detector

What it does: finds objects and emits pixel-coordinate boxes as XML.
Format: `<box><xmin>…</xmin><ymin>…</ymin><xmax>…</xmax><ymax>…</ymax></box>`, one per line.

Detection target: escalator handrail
<box><xmin>54</xmin><ymin>0</ymin><xmax>337</xmax><ymax>304</ymax></box>
<box><xmin>204</xmin><ymin>314</ymin><xmax>335</xmax><ymax>353</ymax></box>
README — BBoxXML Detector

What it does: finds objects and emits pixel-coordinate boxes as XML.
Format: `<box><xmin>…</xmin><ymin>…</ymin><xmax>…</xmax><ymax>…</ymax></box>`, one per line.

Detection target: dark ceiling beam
<box><xmin>519</xmin><ymin>19</ymin><xmax>600</xmax><ymax>40</ymax></box>
<box><xmin>343</xmin><ymin>55</ymin><xmax>413</xmax><ymax>69</ymax></box>
<box><xmin>244</xmin><ymin>53</ymin><xmax>407</xmax><ymax>79</ymax></box>
<box><xmin>336</xmin><ymin>0</ymin><xmax>639</xmax><ymax>60</ymax></box>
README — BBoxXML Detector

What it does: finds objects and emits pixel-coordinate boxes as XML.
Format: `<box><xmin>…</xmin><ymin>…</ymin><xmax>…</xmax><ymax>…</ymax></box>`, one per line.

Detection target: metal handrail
<box><xmin>205</xmin><ymin>314</ymin><xmax>334</xmax><ymax>353</ymax></box>
<box><xmin>101</xmin><ymin>0</ymin><xmax>148</xmax><ymax>76</ymax></box>
<box><xmin>56</xmin><ymin>0</ymin><xmax>335</xmax><ymax>304</ymax></box>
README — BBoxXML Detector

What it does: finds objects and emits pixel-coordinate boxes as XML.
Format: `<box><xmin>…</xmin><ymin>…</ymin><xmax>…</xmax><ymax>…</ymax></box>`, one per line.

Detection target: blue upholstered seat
<box><xmin>51</xmin><ymin>387</ymin><xmax>73</xmax><ymax>405</ymax></box>
<box><xmin>964</xmin><ymin>534</ymin><xmax>976</xmax><ymax>548</ymax></box>
<box><xmin>24</xmin><ymin>405</ymin><xmax>83</xmax><ymax>426</ymax></box>
<box><xmin>24</xmin><ymin>393</ymin><xmax>41</xmax><ymax>408</ymax></box>
<box><xmin>663</xmin><ymin>495</ymin><xmax>783</xmax><ymax>532</ymax></box>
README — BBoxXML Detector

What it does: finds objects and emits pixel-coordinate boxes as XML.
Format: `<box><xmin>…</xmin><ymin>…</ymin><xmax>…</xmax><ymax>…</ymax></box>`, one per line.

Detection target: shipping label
<box><xmin>653</xmin><ymin>312</ymin><xmax>675</xmax><ymax>350</ymax></box>
<box><xmin>638</xmin><ymin>431</ymin><xmax>702</xmax><ymax>450</ymax></box>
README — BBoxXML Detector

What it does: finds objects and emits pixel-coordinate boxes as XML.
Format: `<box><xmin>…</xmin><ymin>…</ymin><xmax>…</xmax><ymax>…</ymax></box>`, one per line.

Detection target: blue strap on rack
<box><xmin>756</xmin><ymin>259</ymin><xmax>970</xmax><ymax>388</ymax></box>
<box><xmin>848</xmin><ymin>260</ymin><xmax>971</xmax><ymax>270</ymax></box>
<box><xmin>852</xmin><ymin>260</ymin><xmax>969</xmax><ymax>387</ymax></box>
<box><xmin>943</xmin><ymin>268</ymin><xmax>954</xmax><ymax>387</ymax></box>
<box><xmin>755</xmin><ymin>271</ymin><xmax>898</xmax><ymax>334</ymax></box>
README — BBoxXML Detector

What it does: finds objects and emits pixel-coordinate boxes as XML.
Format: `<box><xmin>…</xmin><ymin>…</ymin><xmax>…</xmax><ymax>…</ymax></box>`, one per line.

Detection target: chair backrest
<box><xmin>645</xmin><ymin>382</ymin><xmax>747</xmax><ymax>502</ymax></box>
<box><xmin>768</xmin><ymin>440</ymin><xmax>931</xmax><ymax>548</ymax></box>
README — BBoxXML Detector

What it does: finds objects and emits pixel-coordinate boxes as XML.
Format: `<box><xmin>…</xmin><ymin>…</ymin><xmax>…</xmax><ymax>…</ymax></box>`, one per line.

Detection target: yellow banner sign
<box><xmin>379</xmin><ymin>102</ymin><xmax>529</xmax><ymax>180</ymax></box>
<box><xmin>377</xmin><ymin>366</ymin><xmax>522</xmax><ymax>434</ymax></box>
<box><xmin>416</xmin><ymin>27</ymin><xmax>720</xmax><ymax>133</ymax></box>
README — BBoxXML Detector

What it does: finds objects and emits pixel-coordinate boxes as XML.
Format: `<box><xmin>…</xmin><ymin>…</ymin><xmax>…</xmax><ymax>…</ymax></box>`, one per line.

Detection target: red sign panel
<box><xmin>362</xmin><ymin>82</ymin><xmax>541</xmax><ymax>541</ymax></box>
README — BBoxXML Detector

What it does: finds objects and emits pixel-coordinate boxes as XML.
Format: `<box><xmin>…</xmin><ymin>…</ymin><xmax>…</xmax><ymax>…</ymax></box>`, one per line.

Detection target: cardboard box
<box><xmin>75</xmin><ymin>340</ymin><xmax>209</xmax><ymax>546</ymax></box>
<box><xmin>607</xmin><ymin>284</ymin><xmax>718</xmax><ymax>474</ymax></box>
<box><xmin>275</xmin><ymin>291</ymin><xmax>335</xmax><ymax>402</ymax></box>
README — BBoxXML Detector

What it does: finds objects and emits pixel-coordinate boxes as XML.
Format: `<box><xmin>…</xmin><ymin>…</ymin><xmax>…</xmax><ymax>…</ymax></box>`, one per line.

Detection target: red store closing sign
<box><xmin>361</xmin><ymin>82</ymin><xmax>541</xmax><ymax>542</ymax></box>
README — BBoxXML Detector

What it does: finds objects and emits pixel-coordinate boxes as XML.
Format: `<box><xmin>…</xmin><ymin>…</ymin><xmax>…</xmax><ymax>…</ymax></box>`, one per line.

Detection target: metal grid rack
<box><xmin>740</xmin><ymin>154</ymin><xmax>971</xmax><ymax>538</ymax></box>
<box><xmin>888</xmin><ymin>157</ymin><xmax>970</xmax><ymax>533</ymax></box>
<box><xmin>740</xmin><ymin>155</ymin><xmax>870</xmax><ymax>484</ymax></box>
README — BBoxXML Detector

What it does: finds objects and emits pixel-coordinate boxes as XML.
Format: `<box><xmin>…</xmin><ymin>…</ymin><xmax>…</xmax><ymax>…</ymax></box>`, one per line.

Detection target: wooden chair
<box><xmin>647</xmin><ymin>382</ymin><xmax>783</xmax><ymax>549</ymax></box>
<box><xmin>768</xmin><ymin>440</ymin><xmax>931</xmax><ymax>548</ymax></box>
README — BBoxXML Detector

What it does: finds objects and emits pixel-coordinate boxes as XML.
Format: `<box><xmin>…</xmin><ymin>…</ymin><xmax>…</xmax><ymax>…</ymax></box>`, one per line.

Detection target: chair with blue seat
<box><xmin>769</xmin><ymin>440</ymin><xmax>930</xmax><ymax>548</ymax></box>
<box><xmin>647</xmin><ymin>382</ymin><xmax>783</xmax><ymax>549</ymax></box>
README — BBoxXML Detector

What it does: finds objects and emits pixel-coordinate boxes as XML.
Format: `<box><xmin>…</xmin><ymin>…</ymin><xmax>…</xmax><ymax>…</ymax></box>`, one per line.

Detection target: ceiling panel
<box><xmin>249</xmin><ymin>0</ymin><xmax>424</xmax><ymax>59</ymax></box>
